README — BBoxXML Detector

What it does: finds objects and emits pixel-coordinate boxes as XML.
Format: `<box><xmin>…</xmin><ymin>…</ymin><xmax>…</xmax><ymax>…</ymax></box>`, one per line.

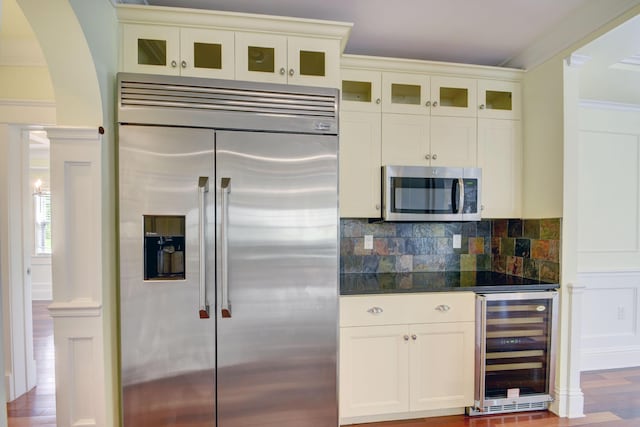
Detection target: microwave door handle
<box><xmin>458</xmin><ymin>178</ymin><xmax>464</xmax><ymax>214</ymax></box>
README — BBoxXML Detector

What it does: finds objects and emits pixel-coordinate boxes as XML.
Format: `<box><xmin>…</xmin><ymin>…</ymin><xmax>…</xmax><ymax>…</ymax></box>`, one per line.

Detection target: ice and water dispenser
<box><xmin>143</xmin><ymin>215</ymin><xmax>186</xmax><ymax>280</ymax></box>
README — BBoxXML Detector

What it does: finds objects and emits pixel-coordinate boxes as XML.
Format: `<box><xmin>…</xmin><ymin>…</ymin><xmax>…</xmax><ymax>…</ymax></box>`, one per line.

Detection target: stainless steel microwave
<box><xmin>382</xmin><ymin>165</ymin><xmax>482</xmax><ymax>221</ymax></box>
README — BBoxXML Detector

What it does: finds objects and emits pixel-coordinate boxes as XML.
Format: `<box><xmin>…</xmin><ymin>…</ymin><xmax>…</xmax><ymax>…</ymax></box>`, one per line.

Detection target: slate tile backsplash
<box><xmin>340</xmin><ymin>218</ymin><xmax>561</xmax><ymax>283</ymax></box>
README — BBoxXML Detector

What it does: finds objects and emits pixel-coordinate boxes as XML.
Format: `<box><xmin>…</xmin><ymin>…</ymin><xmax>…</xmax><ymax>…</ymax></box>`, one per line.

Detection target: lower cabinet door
<box><xmin>340</xmin><ymin>325</ymin><xmax>410</xmax><ymax>418</ymax></box>
<box><xmin>408</xmin><ymin>322</ymin><xmax>475</xmax><ymax>411</ymax></box>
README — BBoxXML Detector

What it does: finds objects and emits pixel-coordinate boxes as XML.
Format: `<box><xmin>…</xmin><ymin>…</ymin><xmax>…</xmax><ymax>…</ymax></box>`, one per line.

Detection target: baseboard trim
<box><xmin>581</xmin><ymin>346</ymin><xmax>640</xmax><ymax>371</ymax></box>
<box><xmin>550</xmin><ymin>386</ymin><xmax>584</xmax><ymax>418</ymax></box>
<box><xmin>340</xmin><ymin>407</ymin><xmax>464</xmax><ymax>425</ymax></box>
<box><xmin>31</xmin><ymin>282</ymin><xmax>53</xmax><ymax>301</ymax></box>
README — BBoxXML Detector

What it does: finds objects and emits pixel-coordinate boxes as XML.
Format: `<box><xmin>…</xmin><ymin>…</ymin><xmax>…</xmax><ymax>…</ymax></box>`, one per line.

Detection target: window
<box><xmin>34</xmin><ymin>189</ymin><xmax>51</xmax><ymax>255</ymax></box>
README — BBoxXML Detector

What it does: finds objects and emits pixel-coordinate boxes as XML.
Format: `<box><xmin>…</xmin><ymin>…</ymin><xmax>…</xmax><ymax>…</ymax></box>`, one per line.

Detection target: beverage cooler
<box><xmin>468</xmin><ymin>291</ymin><xmax>558</xmax><ymax>416</ymax></box>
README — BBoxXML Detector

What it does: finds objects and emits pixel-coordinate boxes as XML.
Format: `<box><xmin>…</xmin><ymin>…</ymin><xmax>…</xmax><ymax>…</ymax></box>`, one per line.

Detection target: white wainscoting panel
<box><xmin>580</xmin><ymin>271</ymin><xmax>640</xmax><ymax>371</ymax></box>
<box><xmin>577</xmin><ymin>106</ymin><xmax>640</xmax><ymax>271</ymax></box>
<box><xmin>47</xmin><ymin>127</ymin><xmax>106</xmax><ymax>427</ymax></box>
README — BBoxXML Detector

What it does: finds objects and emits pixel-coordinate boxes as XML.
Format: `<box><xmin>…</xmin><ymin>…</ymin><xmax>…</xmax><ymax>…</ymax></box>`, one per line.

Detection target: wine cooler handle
<box><xmin>221</xmin><ymin>177</ymin><xmax>232</xmax><ymax>318</ymax></box>
<box><xmin>198</xmin><ymin>177</ymin><xmax>210</xmax><ymax>319</ymax></box>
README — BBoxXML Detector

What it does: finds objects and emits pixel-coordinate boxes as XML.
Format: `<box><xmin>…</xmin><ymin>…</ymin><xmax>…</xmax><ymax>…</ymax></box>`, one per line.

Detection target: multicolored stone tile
<box><xmin>506</xmin><ymin>256</ymin><xmax>524</xmax><ymax>276</ymax></box>
<box><xmin>539</xmin><ymin>260</ymin><xmax>560</xmax><ymax>283</ymax></box>
<box><xmin>414</xmin><ymin>223</ymin><xmax>446</xmax><ymax>237</ymax></box>
<box><xmin>377</xmin><ymin>256</ymin><xmax>396</xmax><ymax>273</ymax></box>
<box><xmin>460</xmin><ymin>254</ymin><xmax>476</xmax><ymax>271</ymax></box>
<box><xmin>396</xmin><ymin>255</ymin><xmax>413</xmax><ymax>272</ymax></box>
<box><xmin>531</xmin><ymin>239</ymin><xmax>550</xmax><ymax>260</ymax></box>
<box><xmin>524</xmin><ymin>258</ymin><xmax>539</xmax><ymax>280</ymax></box>
<box><xmin>413</xmin><ymin>255</ymin><xmax>446</xmax><ymax>272</ymax></box>
<box><xmin>515</xmin><ymin>238</ymin><xmax>530</xmax><ymax>257</ymax></box>
<box><xmin>492</xmin><ymin>219</ymin><xmax>508</xmax><ymax>238</ymax></box>
<box><xmin>540</xmin><ymin>218</ymin><xmax>561</xmax><ymax>240</ymax></box>
<box><xmin>501</xmin><ymin>238</ymin><xmax>515</xmax><ymax>256</ymax></box>
<box><xmin>508</xmin><ymin>219</ymin><xmax>523</xmax><ymax>237</ymax></box>
<box><xmin>469</xmin><ymin>237</ymin><xmax>485</xmax><ymax>254</ymax></box>
<box><xmin>524</xmin><ymin>219</ymin><xmax>541</xmax><ymax>239</ymax></box>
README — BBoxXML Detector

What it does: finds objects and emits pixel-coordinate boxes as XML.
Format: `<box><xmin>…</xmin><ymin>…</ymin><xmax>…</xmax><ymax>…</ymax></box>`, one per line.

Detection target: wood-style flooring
<box><xmin>6</xmin><ymin>302</ymin><xmax>640</xmax><ymax>426</ymax></box>
<box><xmin>349</xmin><ymin>367</ymin><xmax>640</xmax><ymax>427</ymax></box>
<box><xmin>7</xmin><ymin>301</ymin><xmax>56</xmax><ymax>427</ymax></box>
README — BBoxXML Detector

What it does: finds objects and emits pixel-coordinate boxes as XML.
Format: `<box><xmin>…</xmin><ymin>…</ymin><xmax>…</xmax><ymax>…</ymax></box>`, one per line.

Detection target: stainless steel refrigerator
<box><xmin>117</xmin><ymin>73</ymin><xmax>339</xmax><ymax>427</ymax></box>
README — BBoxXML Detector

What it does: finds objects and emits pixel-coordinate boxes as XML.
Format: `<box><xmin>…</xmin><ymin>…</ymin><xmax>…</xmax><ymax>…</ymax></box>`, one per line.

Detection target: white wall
<box><xmin>577</xmin><ymin>104</ymin><xmax>640</xmax><ymax>370</ymax></box>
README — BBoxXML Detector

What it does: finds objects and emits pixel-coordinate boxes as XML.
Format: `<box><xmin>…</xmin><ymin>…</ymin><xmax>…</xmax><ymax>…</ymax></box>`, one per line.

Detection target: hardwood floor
<box><xmin>6</xmin><ymin>302</ymin><xmax>640</xmax><ymax>426</ymax></box>
<box><xmin>348</xmin><ymin>367</ymin><xmax>640</xmax><ymax>427</ymax></box>
<box><xmin>7</xmin><ymin>301</ymin><xmax>56</xmax><ymax>427</ymax></box>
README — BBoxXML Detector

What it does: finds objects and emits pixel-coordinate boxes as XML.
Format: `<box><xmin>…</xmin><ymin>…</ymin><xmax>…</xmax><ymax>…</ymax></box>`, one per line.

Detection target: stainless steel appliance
<box><xmin>468</xmin><ymin>291</ymin><xmax>558</xmax><ymax>416</ymax></box>
<box><xmin>117</xmin><ymin>73</ymin><xmax>339</xmax><ymax>427</ymax></box>
<box><xmin>382</xmin><ymin>165</ymin><xmax>481</xmax><ymax>221</ymax></box>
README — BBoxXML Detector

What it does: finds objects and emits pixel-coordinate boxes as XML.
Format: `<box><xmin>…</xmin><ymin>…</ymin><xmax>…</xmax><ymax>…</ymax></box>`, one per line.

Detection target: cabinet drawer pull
<box><xmin>367</xmin><ymin>306</ymin><xmax>384</xmax><ymax>315</ymax></box>
<box><xmin>435</xmin><ymin>304</ymin><xmax>451</xmax><ymax>312</ymax></box>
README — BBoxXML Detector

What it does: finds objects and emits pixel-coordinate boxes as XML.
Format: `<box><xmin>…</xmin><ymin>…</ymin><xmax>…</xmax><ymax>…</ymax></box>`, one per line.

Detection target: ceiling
<box><xmin>119</xmin><ymin>0</ymin><xmax>640</xmax><ymax>69</ymax></box>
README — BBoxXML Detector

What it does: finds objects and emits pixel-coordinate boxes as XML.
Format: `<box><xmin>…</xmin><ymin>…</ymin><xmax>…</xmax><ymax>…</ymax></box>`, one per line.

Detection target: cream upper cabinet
<box><xmin>477</xmin><ymin>118</ymin><xmax>522</xmax><ymax>218</ymax></box>
<box><xmin>382</xmin><ymin>72</ymin><xmax>430</xmax><ymax>115</ymax></box>
<box><xmin>340</xmin><ymin>111</ymin><xmax>382</xmax><ymax>217</ymax></box>
<box><xmin>235</xmin><ymin>32</ymin><xmax>340</xmax><ymax>87</ymax></box>
<box><xmin>382</xmin><ymin>114</ymin><xmax>476</xmax><ymax>168</ymax></box>
<box><xmin>430</xmin><ymin>76</ymin><xmax>477</xmax><ymax>117</ymax></box>
<box><xmin>123</xmin><ymin>24</ymin><xmax>235</xmax><ymax>79</ymax></box>
<box><xmin>478</xmin><ymin>80</ymin><xmax>521</xmax><ymax>120</ymax></box>
<box><xmin>339</xmin><ymin>293</ymin><xmax>475</xmax><ymax>423</ymax></box>
<box><xmin>430</xmin><ymin>116</ymin><xmax>477</xmax><ymax>167</ymax></box>
<box><xmin>341</xmin><ymin>69</ymin><xmax>382</xmax><ymax>113</ymax></box>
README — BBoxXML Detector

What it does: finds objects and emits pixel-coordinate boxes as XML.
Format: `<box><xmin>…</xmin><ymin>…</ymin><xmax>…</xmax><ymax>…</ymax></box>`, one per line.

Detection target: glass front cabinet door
<box><xmin>236</xmin><ymin>32</ymin><xmax>340</xmax><ymax>87</ymax></box>
<box><xmin>477</xmin><ymin>80</ymin><xmax>521</xmax><ymax>120</ymax></box>
<box><xmin>341</xmin><ymin>69</ymin><xmax>382</xmax><ymax>113</ymax></box>
<box><xmin>123</xmin><ymin>24</ymin><xmax>235</xmax><ymax>79</ymax></box>
<box><xmin>430</xmin><ymin>76</ymin><xmax>477</xmax><ymax>118</ymax></box>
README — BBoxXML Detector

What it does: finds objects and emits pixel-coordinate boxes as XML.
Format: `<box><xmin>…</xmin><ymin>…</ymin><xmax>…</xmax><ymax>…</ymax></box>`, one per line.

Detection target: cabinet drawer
<box><xmin>340</xmin><ymin>292</ymin><xmax>475</xmax><ymax>327</ymax></box>
<box><xmin>410</xmin><ymin>293</ymin><xmax>475</xmax><ymax>324</ymax></box>
<box><xmin>340</xmin><ymin>295</ymin><xmax>412</xmax><ymax>327</ymax></box>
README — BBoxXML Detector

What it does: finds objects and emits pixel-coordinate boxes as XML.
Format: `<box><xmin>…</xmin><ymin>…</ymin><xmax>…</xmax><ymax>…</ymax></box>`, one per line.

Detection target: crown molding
<box><xmin>503</xmin><ymin>0</ymin><xmax>640</xmax><ymax>70</ymax></box>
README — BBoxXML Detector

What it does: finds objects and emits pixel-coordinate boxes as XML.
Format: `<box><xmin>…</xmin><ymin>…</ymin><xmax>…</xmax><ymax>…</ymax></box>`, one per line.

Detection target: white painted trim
<box><xmin>565</xmin><ymin>53</ymin><xmax>592</xmax><ymax>68</ymax></box>
<box><xmin>48</xmin><ymin>301</ymin><xmax>102</xmax><ymax>318</ymax></box>
<box><xmin>340</xmin><ymin>406</ymin><xmax>464</xmax><ymax>425</ymax></box>
<box><xmin>503</xmin><ymin>0</ymin><xmax>640</xmax><ymax>69</ymax></box>
<box><xmin>550</xmin><ymin>386</ymin><xmax>585</xmax><ymax>419</ymax></box>
<box><xmin>116</xmin><ymin>3</ymin><xmax>353</xmax><ymax>51</ymax></box>
<box><xmin>581</xmin><ymin>346</ymin><xmax>640</xmax><ymax>371</ymax></box>
<box><xmin>0</xmin><ymin>99</ymin><xmax>56</xmax><ymax>126</ymax></box>
<box><xmin>341</xmin><ymin>54</ymin><xmax>524</xmax><ymax>81</ymax></box>
<box><xmin>579</xmin><ymin>99</ymin><xmax>640</xmax><ymax>112</ymax></box>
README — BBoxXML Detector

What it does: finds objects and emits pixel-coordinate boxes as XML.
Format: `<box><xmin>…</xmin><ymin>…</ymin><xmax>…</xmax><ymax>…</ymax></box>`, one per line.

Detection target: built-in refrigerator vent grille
<box><xmin>120</xmin><ymin>80</ymin><xmax>337</xmax><ymax>119</ymax></box>
<box><xmin>482</xmin><ymin>401</ymin><xmax>549</xmax><ymax>414</ymax></box>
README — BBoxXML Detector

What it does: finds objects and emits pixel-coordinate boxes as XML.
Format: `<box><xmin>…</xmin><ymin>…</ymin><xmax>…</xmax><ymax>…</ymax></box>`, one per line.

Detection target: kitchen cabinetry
<box><xmin>381</xmin><ymin>114</ymin><xmax>477</xmax><ymax>167</ymax></box>
<box><xmin>118</xmin><ymin>6</ymin><xmax>351</xmax><ymax>87</ymax></box>
<box><xmin>235</xmin><ymin>33</ymin><xmax>341</xmax><ymax>87</ymax></box>
<box><xmin>339</xmin><ymin>293</ymin><xmax>475</xmax><ymax>423</ymax></box>
<box><xmin>478</xmin><ymin>79</ymin><xmax>521</xmax><ymax>120</ymax></box>
<box><xmin>339</xmin><ymin>55</ymin><xmax>523</xmax><ymax>219</ymax></box>
<box><xmin>478</xmin><ymin>118</ymin><xmax>522</xmax><ymax>218</ymax></box>
<box><xmin>340</xmin><ymin>111</ymin><xmax>382</xmax><ymax>217</ymax></box>
<box><xmin>122</xmin><ymin>24</ymin><xmax>235</xmax><ymax>79</ymax></box>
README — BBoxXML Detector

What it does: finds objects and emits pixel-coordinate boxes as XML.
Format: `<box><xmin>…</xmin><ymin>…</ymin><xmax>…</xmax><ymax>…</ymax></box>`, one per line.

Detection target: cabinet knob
<box><xmin>481</xmin><ymin>205</ymin><xmax>485</xmax><ymax>211</ymax></box>
<box><xmin>403</xmin><ymin>335</ymin><xmax>410</xmax><ymax>341</ymax></box>
<box><xmin>171</xmin><ymin>60</ymin><xmax>177</xmax><ymax>68</ymax></box>
<box><xmin>375</xmin><ymin>203</ymin><xmax>380</xmax><ymax>210</ymax></box>
<box><xmin>367</xmin><ymin>306</ymin><xmax>384</xmax><ymax>315</ymax></box>
<box><xmin>432</xmin><ymin>101</ymin><xmax>438</xmax><ymax>107</ymax></box>
<box><xmin>279</xmin><ymin>67</ymin><xmax>286</xmax><ymax>75</ymax></box>
<box><xmin>181</xmin><ymin>60</ymin><xmax>187</xmax><ymax>68</ymax></box>
<box><xmin>425</xmin><ymin>154</ymin><xmax>431</xmax><ymax>160</ymax></box>
<box><xmin>432</xmin><ymin>154</ymin><xmax>438</xmax><ymax>160</ymax></box>
<box><xmin>289</xmin><ymin>68</ymin><xmax>295</xmax><ymax>76</ymax></box>
<box><xmin>425</xmin><ymin>101</ymin><xmax>431</xmax><ymax>107</ymax></box>
<box><xmin>411</xmin><ymin>334</ymin><xmax>417</xmax><ymax>341</ymax></box>
<box><xmin>479</xmin><ymin>104</ymin><xmax>486</xmax><ymax>110</ymax></box>
<box><xmin>435</xmin><ymin>304</ymin><xmax>451</xmax><ymax>312</ymax></box>
<box><xmin>376</xmin><ymin>98</ymin><xmax>381</xmax><ymax>104</ymax></box>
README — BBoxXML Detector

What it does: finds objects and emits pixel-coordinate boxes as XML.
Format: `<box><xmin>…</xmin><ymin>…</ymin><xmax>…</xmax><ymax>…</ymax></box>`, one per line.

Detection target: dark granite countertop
<box><xmin>340</xmin><ymin>272</ymin><xmax>559</xmax><ymax>295</ymax></box>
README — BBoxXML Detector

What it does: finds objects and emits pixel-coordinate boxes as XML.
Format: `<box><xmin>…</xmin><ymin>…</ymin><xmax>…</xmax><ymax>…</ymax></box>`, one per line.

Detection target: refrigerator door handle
<box><xmin>198</xmin><ymin>176</ymin><xmax>210</xmax><ymax>319</ymax></box>
<box><xmin>221</xmin><ymin>177</ymin><xmax>232</xmax><ymax>318</ymax></box>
